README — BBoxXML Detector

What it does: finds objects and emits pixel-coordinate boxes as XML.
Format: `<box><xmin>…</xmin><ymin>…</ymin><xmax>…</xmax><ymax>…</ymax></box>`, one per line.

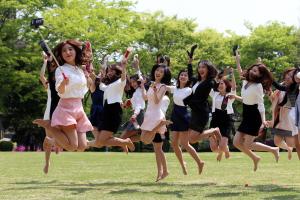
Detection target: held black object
<box><xmin>186</xmin><ymin>44</ymin><xmax>198</xmax><ymax>58</ymax></box>
<box><xmin>30</xmin><ymin>18</ymin><xmax>44</xmax><ymax>28</ymax></box>
<box><xmin>232</xmin><ymin>45</ymin><xmax>239</xmax><ymax>56</ymax></box>
<box><xmin>39</xmin><ymin>40</ymin><xmax>50</xmax><ymax>56</ymax></box>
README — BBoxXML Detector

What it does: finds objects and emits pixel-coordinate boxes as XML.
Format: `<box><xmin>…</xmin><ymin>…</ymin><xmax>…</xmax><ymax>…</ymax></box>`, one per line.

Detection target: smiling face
<box><xmin>284</xmin><ymin>71</ymin><xmax>294</xmax><ymax>85</ymax></box>
<box><xmin>218</xmin><ymin>80</ymin><xmax>227</xmax><ymax>93</ymax></box>
<box><xmin>249</xmin><ymin>66</ymin><xmax>261</xmax><ymax>81</ymax></box>
<box><xmin>106</xmin><ymin>67</ymin><xmax>117</xmax><ymax>80</ymax></box>
<box><xmin>130</xmin><ymin>78</ymin><xmax>139</xmax><ymax>89</ymax></box>
<box><xmin>198</xmin><ymin>63</ymin><xmax>208</xmax><ymax>79</ymax></box>
<box><xmin>154</xmin><ymin>66</ymin><xmax>165</xmax><ymax>82</ymax></box>
<box><xmin>61</xmin><ymin>43</ymin><xmax>76</xmax><ymax>65</ymax></box>
<box><xmin>178</xmin><ymin>71</ymin><xmax>189</xmax><ymax>86</ymax></box>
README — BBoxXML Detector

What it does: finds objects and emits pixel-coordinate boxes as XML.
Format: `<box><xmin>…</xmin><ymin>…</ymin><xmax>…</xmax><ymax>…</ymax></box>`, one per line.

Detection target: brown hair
<box><xmin>244</xmin><ymin>63</ymin><xmax>274</xmax><ymax>90</ymax></box>
<box><xmin>52</xmin><ymin>39</ymin><xmax>83</xmax><ymax>67</ymax></box>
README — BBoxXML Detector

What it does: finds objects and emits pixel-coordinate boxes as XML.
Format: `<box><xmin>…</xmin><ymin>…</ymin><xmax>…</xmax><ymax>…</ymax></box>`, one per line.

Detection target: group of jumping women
<box><xmin>33</xmin><ymin>39</ymin><xmax>300</xmax><ymax>182</ymax></box>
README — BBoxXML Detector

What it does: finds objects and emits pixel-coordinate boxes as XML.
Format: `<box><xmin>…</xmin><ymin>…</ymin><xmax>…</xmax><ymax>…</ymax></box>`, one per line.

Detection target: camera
<box><xmin>39</xmin><ymin>40</ymin><xmax>50</xmax><ymax>56</ymax></box>
<box><xmin>31</xmin><ymin>18</ymin><xmax>44</xmax><ymax>28</ymax></box>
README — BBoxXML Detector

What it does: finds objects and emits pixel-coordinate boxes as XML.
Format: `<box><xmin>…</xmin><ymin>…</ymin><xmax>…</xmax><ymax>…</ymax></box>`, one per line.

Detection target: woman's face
<box><xmin>218</xmin><ymin>80</ymin><xmax>227</xmax><ymax>93</ymax></box>
<box><xmin>249</xmin><ymin>66</ymin><xmax>261</xmax><ymax>80</ymax></box>
<box><xmin>130</xmin><ymin>79</ymin><xmax>139</xmax><ymax>89</ymax></box>
<box><xmin>284</xmin><ymin>71</ymin><xmax>294</xmax><ymax>85</ymax></box>
<box><xmin>198</xmin><ymin>64</ymin><xmax>208</xmax><ymax>79</ymax></box>
<box><xmin>61</xmin><ymin>44</ymin><xmax>76</xmax><ymax>65</ymax></box>
<box><xmin>106</xmin><ymin>68</ymin><xmax>116</xmax><ymax>79</ymax></box>
<box><xmin>155</xmin><ymin>66</ymin><xmax>165</xmax><ymax>82</ymax></box>
<box><xmin>179</xmin><ymin>71</ymin><xmax>189</xmax><ymax>86</ymax></box>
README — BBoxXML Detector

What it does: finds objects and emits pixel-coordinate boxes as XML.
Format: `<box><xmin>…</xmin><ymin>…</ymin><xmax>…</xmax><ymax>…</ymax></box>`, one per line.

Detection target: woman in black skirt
<box><xmin>168</xmin><ymin>69</ymin><xmax>205</xmax><ymax>175</ymax></box>
<box><xmin>209</xmin><ymin>68</ymin><xmax>236</xmax><ymax>161</ymax></box>
<box><xmin>88</xmin><ymin>58</ymin><xmax>135</xmax><ymax>152</ymax></box>
<box><xmin>231</xmin><ymin>52</ymin><xmax>279</xmax><ymax>171</ymax></box>
<box><xmin>183</xmin><ymin>48</ymin><xmax>222</xmax><ymax>174</ymax></box>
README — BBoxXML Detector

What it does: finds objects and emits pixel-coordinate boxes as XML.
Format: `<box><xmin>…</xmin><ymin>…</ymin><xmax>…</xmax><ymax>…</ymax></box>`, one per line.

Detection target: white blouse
<box><xmin>241</xmin><ymin>80</ymin><xmax>265</xmax><ymax>113</ymax></box>
<box><xmin>131</xmin><ymin>87</ymin><xmax>145</xmax><ymax>115</ymax></box>
<box><xmin>55</xmin><ymin>63</ymin><xmax>88</xmax><ymax>99</ymax></box>
<box><xmin>210</xmin><ymin>89</ymin><xmax>236</xmax><ymax>114</ymax></box>
<box><xmin>169</xmin><ymin>86</ymin><xmax>192</xmax><ymax>107</ymax></box>
<box><xmin>100</xmin><ymin>78</ymin><xmax>126</xmax><ymax>104</ymax></box>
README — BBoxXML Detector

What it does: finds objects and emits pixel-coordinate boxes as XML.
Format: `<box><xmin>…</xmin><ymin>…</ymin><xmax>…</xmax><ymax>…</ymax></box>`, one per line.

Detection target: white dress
<box><xmin>140</xmin><ymin>84</ymin><xmax>166</xmax><ymax>134</ymax></box>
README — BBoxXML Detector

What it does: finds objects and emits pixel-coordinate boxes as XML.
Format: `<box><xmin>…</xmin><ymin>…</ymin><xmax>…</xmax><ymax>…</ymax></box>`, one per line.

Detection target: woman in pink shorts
<box><xmin>34</xmin><ymin>39</ymin><xmax>93</xmax><ymax>152</ymax></box>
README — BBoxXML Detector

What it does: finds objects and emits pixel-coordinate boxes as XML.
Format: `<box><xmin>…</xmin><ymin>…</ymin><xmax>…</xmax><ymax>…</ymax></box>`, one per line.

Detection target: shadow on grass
<box><xmin>7</xmin><ymin>181</ymin><xmax>216</xmax><ymax>197</ymax></box>
<box><xmin>8</xmin><ymin>181</ymin><xmax>300</xmax><ymax>199</ymax></box>
<box><xmin>205</xmin><ymin>184</ymin><xmax>300</xmax><ymax>199</ymax></box>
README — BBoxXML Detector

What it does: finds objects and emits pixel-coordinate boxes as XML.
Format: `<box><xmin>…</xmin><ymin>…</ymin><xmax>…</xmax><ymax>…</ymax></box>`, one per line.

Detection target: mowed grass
<box><xmin>0</xmin><ymin>152</ymin><xmax>300</xmax><ymax>200</ymax></box>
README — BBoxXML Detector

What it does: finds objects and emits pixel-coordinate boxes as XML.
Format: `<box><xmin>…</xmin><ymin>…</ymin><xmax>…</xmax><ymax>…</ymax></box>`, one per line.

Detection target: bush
<box><xmin>0</xmin><ymin>140</ymin><xmax>14</xmax><ymax>151</ymax></box>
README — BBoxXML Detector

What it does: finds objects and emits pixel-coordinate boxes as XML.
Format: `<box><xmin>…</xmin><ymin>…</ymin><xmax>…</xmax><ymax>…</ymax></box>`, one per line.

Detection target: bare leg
<box><xmin>153</xmin><ymin>142</ymin><xmax>168</xmax><ymax>182</ymax></box>
<box><xmin>244</xmin><ymin>135</ymin><xmax>280</xmax><ymax>162</ymax></box>
<box><xmin>294</xmin><ymin>135</ymin><xmax>300</xmax><ymax>160</ymax></box>
<box><xmin>209</xmin><ymin>136</ymin><xmax>222</xmax><ymax>161</ymax></box>
<box><xmin>233</xmin><ymin>132</ymin><xmax>261</xmax><ymax>171</ymax></box>
<box><xmin>33</xmin><ymin>119</ymin><xmax>78</xmax><ymax>151</ymax></box>
<box><xmin>220</xmin><ymin>137</ymin><xmax>230</xmax><ymax>159</ymax></box>
<box><xmin>189</xmin><ymin>128</ymin><xmax>222</xmax><ymax>144</ymax></box>
<box><xmin>120</xmin><ymin>130</ymin><xmax>141</xmax><ymax>143</ymax></box>
<box><xmin>77</xmin><ymin>132</ymin><xmax>87</xmax><ymax>152</ymax></box>
<box><xmin>171</xmin><ymin>132</ymin><xmax>187</xmax><ymax>175</ymax></box>
<box><xmin>43</xmin><ymin>129</ymin><xmax>52</xmax><ymax>174</ymax></box>
<box><xmin>180</xmin><ymin>131</ymin><xmax>204</xmax><ymax>174</ymax></box>
<box><xmin>274</xmin><ymin>135</ymin><xmax>293</xmax><ymax>160</ymax></box>
<box><xmin>141</xmin><ymin>120</ymin><xmax>172</xmax><ymax>144</ymax></box>
<box><xmin>95</xmin><ymin>130</ymin><xmax>135</xmax><ymax>151</ymax></box>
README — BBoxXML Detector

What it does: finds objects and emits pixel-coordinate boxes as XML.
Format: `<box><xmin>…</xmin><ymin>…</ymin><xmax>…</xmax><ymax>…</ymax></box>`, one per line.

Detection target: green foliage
<box><xmin>0</xmin><ymin>0</ymin><xmax>299</xmax><ymax>145</ymax></box>
<box><xmin>0</xmin><ymin>140</ymin><xmax>14</xmax><ymax>151</ymax></box>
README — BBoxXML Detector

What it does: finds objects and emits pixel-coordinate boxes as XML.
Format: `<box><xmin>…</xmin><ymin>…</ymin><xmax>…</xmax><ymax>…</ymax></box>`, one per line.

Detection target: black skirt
<box><xmin>209</xmin><ymin>109</ymin><xmax>233</xmax><ymax>138</ymax></box>
<box><xmin>98</xmin><ymin>100</ymin><xmax>122</xmax><ymax>133</ymax></box>
<box><xmin>170</xmin><ymin>104</ymin><xmax>190</xmax><ymax>132</ymax></box>
<box><xmin>189</xmin><ymin>109</ymin><xmax>209</xmax><ymax>133</ymax></box>
<box><xmin>238</xmin><ymin>103</ymin><xmax>262</xmax><ymax>136</ymax></box>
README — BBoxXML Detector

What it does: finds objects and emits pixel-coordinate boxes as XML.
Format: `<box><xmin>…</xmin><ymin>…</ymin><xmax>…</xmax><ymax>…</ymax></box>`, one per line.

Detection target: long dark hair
<box><xmin>102</xmin><ymin>64</ymin><xmax>122</xmax><ymax>85</ymax></box>
<box><xmin>197</xmin><ymin>60</ymin><xmax>218</xmax><ymax>81</ymax></box>
<box><xmin>52</xmin><ymin>39</ymin><xmax>83</xmax><ymax>67</ymax></box>
<box><xmin>150</xmin><ymin>64</ymin><xmax>171</xmax><ymax>85</ymax></box>
<box><xmin>176</xmin><ymin>69</ymin><xmax>191</xmax><ymax>88</ymax></box>
<box><xmin>244</xmin><ymin>63</ymin><xmax>273</xmax><ymax>90</ymax></box>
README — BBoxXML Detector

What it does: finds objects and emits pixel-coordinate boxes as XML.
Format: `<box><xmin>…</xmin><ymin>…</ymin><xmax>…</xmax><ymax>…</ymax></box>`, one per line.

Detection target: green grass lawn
<box><xmin>0</xmin><ymin>152</ymin><xmax>300</xmax><ymax>200</ymax></box>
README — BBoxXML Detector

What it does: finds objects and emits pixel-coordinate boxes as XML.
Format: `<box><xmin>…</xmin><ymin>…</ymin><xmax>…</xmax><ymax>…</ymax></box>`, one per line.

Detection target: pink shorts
<box><xmin>51</xmin><ymin>98</ymin><xmax>93</xmax><ymax>133</ymax></box>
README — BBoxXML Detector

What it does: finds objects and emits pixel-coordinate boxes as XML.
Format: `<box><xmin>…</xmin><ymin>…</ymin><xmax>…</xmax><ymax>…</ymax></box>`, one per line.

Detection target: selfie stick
<box><xmin>37</xmin><ymin>29</ymin><xmax>67</xmax><ymax>79</ymax></box>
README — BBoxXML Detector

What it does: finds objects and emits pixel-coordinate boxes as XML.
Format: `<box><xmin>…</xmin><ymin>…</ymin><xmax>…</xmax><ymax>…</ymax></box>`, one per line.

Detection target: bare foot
<box><xmin>213</xmin><ymin>128</ymin><xmax>222</xmax><ymax>142</ymax></box>
<box><xmin>253</xmin><ymin>156</ymin><xmax>261</xmax><ymax>172</ymax></box>
<box><xmin>198</xmin><ymin>162</ymin><xmax>205</xmax><ymax>175</ymax></box>
<box><xmin>157</xmin><ymin>171</ymin><xmax>169</xmax><ymax>182</ymax></box>
<box><xmin>125</xmin><ymin>138</ymin><xmax>135</xmax><ymax>152</ymax></box>
<box><xmin>273</xmin><ymin>147</ymin><xmax>280</xmax><ymax>163</ymax></box>
<box><xmin>225</xmin><ymin>151</ymin><xmax>230</xmax><ymax>159</ymax></box>
<box><xmin>122</xmin><ymin>145</ymin><xmax>129</xmax><ymax>154</ymax></box>
<box><xmin>155</xmin><ymin>171</ymin><xmax>163</xmax><ymax>182</ymax></box>
<box><xmin>33</xmin><ymin>119</ymin><xmax>51</xmax><ymax>128</ymax></box>
<box><xmin>288</xmin><ymin>147</ymin><xmax>293</xmax><ymax>160</ymax></box>
<box><xmin>182</xmin><ymin>162</ymin><xmax>188</xmax><ymax>175</ymax></box>
<box><xmin>217</xmin><ymin>152</ymin><xmax>223</xmax><ymax>162</ymax></box>
<box><xmin>43</xmin><ymin>163</ymin><xmax>49</xmax><ymax>174</ymax></box>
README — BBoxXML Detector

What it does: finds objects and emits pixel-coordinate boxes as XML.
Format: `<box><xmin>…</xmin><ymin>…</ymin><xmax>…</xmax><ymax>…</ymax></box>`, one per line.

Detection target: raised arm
<box><xmin>235</xmin><ymin>53</ymin><xmax>243</xmax><ymax>79</ymax></box>
<box><xmin>121</xmin><ymin>58</ymin><xmax>127</xmax><ymax>82</ymax></box>
<box><xmin>272</xmin><ymin>81</ymin><xmax>287</xmax><ymax>91</ymax></box>
<box><xmin>40</xmin><ymin>53</ymin><xmax>49</xmax><ymax>89</ymax></box>
<box><xmin>230</xmin><ymin>67</ymin><xmax>236</xmax><ymax>91</ymax></box>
